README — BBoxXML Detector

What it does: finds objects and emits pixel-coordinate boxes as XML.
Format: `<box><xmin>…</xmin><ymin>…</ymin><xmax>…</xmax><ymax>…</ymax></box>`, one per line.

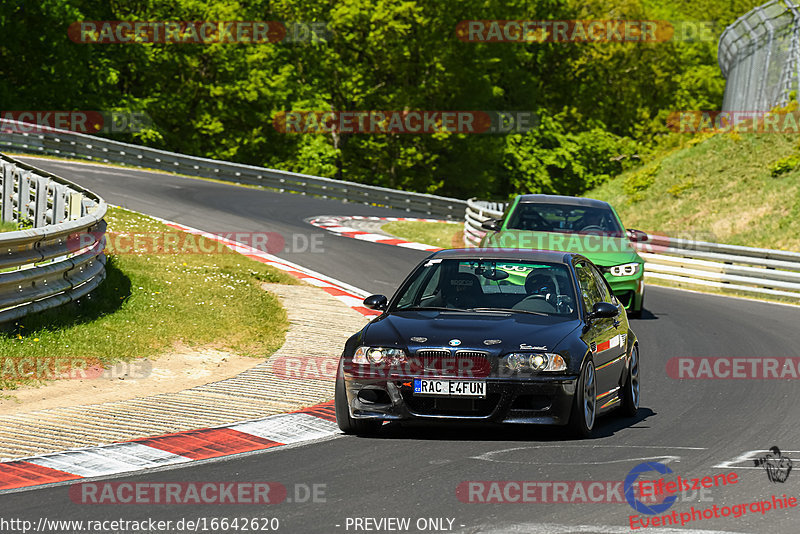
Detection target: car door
<box><xmin>575</xmin><ymin>261</ymin><xmax>621</xmax><ymax>400</ymax></box>
<box><xmin>588</xmin><ymin>262</ymin><xmax>627</xmax><ymax>405</ymax></box>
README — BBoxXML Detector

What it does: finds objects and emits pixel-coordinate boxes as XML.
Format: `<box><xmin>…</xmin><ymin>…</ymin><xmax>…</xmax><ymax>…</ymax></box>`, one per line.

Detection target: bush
<box><xmin>770</xmin><ymin>155</ymin><xmax>800</xmax><ymax>177</ymax></box>
<box><xmin>503</xmin><ymin>110</ymin><xmax>639</xmax><ymax>197</ymax></box>
<box><xmin>623</xmin><ymin>164</ymin><xmax>660</xmax><ymax>201</ymax></box>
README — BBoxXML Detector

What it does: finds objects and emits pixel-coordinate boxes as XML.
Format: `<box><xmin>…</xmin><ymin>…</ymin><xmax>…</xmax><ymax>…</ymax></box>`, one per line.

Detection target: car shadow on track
<box><xmin>362</xmin><ymin>407</ymin><xmax>656</xmax><ymax>442</ymax></box>
<box><xmin>630</xmin><ymin>308</ymin><xmax>658</xmax><ymax>320</ymax></box>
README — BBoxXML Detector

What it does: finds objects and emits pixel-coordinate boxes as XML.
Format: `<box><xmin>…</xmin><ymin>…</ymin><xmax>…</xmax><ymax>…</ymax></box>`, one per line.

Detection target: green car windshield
<box><xmin>506</xmin><ymin>203</ymin><xmax>624</xmax><ymax>237</ymax></box>
<box><xmin>394</xmin><ymin>259</ymin><xmax>578</xmax><ymax>318</ymax></box>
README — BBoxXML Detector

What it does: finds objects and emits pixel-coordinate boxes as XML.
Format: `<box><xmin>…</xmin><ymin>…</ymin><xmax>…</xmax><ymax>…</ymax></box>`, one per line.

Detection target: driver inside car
<box><xmin>577</xmin><ymin>209</ymin><xmax>606</xmax><ymax>233</ymax></box>
<box><xmin>513</xmin><ymin>271</ymin><xmax>559</xmax><ymax>313</ymax></box>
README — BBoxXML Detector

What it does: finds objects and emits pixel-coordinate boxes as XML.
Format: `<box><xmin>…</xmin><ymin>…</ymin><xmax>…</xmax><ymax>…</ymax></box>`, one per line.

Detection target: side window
<box><xmin>589</xmin><ymin>264</ymin><xmax>614</xmax><ymax>303</ymax></box>
<box><xmin>498</xmin><ymin>204</ymin><xmax>512</xmax><ymax>228</ymax></box>
<box><xmin>396</xmin><ymin>264</ymin><xmax>439</xmax><ymax>308</ymax></box>
<box><xmin>420</xmin><ymin>266</ymin><xmax>442</xmax><ymax>300</ymax></box>
<box><xmin>575</xmin><ymin>262</ymin><xmax>602</xmax><ymax>313</ymax></box>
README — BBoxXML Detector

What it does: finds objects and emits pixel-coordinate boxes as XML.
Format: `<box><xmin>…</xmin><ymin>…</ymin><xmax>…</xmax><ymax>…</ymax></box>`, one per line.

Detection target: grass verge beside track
<box><xmin>381</xmin><ymin>220</ymin><xmax>462</xmax><ymax>249</ymax></box>
<box><xmin>0</xmin><ymin>207</ymin><xmax>297</xmax><ymax>390</ymax></box>
<box><xmin>590</xmin><ymin>131</ymin><xmax>800</xmax><ymax>250</ymax></box>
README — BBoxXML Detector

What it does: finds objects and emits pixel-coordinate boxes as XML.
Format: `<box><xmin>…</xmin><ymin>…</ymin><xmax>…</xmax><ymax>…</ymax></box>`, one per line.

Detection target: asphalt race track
<box><xmin>6</xmin><ymin>157</ymin><xmax>800</xmax><ymax>533</ymax></box>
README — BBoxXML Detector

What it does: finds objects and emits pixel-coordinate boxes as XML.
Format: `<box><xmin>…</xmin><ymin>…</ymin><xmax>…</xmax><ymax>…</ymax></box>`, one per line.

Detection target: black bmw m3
<box><xmin>335</xmin><ymin>249</ymin><xmax>640</xmax><ymax>438</ymax></box>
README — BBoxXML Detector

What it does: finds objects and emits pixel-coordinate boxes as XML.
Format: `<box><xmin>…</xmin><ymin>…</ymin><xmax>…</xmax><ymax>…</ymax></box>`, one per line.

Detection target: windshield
<box><xmin>393</xmin><ymin>258</ymin><xmax>577</xmax><ymax>318</ymax></box>
<box><xmin>505</xmin><ymin>203</ymin><xmax>624</xmax><ymax>237</ymax></box>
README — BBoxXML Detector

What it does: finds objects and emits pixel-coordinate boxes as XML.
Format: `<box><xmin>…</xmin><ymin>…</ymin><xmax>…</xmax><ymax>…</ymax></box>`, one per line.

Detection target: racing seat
<box><xmin>518</xmin><ymin>210</ymin><xmax>549</xmax><ymax>231</ymax></box>
<box><xmin>441</xmin><ymin>272</ymin><xmax>483</xmax><ymax>309</ymax></box>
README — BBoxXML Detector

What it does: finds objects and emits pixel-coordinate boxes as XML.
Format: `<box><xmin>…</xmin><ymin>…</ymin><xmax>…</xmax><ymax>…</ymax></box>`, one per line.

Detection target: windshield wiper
<box><xmin>469</xmin><ymin>307</ymin><xmax>547</xmax><ymax>316</ymax></box>
<box><xmin>396</xmin><ymin>306</ymin><xmax>470</xmax><ymax>312</ymax></box>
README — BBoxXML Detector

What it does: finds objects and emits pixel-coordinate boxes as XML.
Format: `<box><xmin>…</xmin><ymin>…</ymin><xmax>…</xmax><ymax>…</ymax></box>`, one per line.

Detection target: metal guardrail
<box><xmin>464</xmin><ymin>198</ymin><xmax>800</xmax><ymax>301</ymax></box>
<box><xmin>5</xmin><ymin>114</ymin><xmax>799</xmax><ymax>304</ymax></box>
<box><xmin>0</xmin><ymin>153</ymin><xmax>107</xmax><ymax>323</ymax></box>
<box><xmin>463</xmin><ymin>199</ymin><xmax>507</xmax><ymax>247</ymax></box>
<box><xmin>0</xmin><ymin>119</ymin><xmax>467</xmax><ymax>220</ymax></box>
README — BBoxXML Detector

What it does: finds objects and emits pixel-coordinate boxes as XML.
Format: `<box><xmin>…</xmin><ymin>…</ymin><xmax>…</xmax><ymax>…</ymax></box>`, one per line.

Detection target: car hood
<box><xmin>363</xmin><ymin>310</ymin><xmax>581</xmax><ymax>353</ymax></box>
<box><xmin>482</xmin><ymin>230</ymin><xmax>641</xmax><ymax>266</ymax></box>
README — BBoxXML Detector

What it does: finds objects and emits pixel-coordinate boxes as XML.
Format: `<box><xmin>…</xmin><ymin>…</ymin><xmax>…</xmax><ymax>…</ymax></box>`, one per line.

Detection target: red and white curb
<box><xmin>308</xmin><ymin>215</ymin><xmax>447</xmax><ymax>252</ymax></box>
<box><xmin>0</xmin><ymin>214</ymin><xmax>385</xmax><ymax>491</ymax></box>
<box><xmin>157</xmin><ymin>218</ymin><xmax>382</xmax><ymax>317</ymax></box>
<box><xmin>0</xmin><ymin>402</ymin><xmax>337</xmax><ymax>492</ymax></box>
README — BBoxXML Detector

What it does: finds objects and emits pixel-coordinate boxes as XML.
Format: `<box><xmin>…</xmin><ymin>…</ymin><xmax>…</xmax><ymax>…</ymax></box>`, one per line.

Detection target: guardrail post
<box><xmin>19</xmin><ymin>171</ymin><xmax>31</xmax><ymax>222</ymax></box>
<box><xmin>34</xmin><ymin>177</ymin><xmax>48</xmax><ymax>227</ymax></box>
<box><xmin>68</xmin><ymin>192</ymin><xmax>83</xmax><ymax>220</ymax></box>
<box><xmin>51</xmin><ymin>184</ymin><xmax>65</xmax><ymax>224</ymax></box>
<box><xmin>1</xmin><ymin>164</ymin><xmax>13</xmax><ymax>223</ymax></box>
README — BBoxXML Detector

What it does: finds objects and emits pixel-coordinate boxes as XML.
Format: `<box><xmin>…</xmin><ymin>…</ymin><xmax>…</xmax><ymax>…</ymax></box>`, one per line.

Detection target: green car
<box><xmin>480</xmin><ymin>194</ymin><xmax>647</xmax><ymax>317</ymax></box>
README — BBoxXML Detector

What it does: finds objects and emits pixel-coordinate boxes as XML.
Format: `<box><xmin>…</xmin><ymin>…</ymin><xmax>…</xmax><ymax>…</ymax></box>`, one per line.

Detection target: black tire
<box><xmin>620</xmin><ymin>345</ymin><xmax>640</xmax><ymax>417</ymax></box>
<box><xmin>628</xmin><ymin>294</ymin><xmax>644</xmax><ymax>319</ymax></box>
<box><xmin>568</xmin><ymin>358</ymin><xmax>597</xmax><ymax>438</ymax></box>
<box><xmin>334</xmin><ymin>363</ymin><xmax>381</xmax><ymax>436</ymax></box>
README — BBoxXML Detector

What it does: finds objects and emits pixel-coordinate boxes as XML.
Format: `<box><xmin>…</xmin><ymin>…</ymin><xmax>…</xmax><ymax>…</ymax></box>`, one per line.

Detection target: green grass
<box><xmin>588</xmin><ymin>132</ymin><xmax>800</xmax><ymax>251</ymax></box>
<box><xmin>381</xmin><ymin>220</ymin><xmax>463</xmax><ymax>249</ymax></box>
<box><xmin>0</xmin><ymin>207</ymin><xmax>298</xmax><ymax>390</ymax></box>
<box><xmin>0</xmin><ymin>221</ymin><xmax>18</xmax><ymax>233</ymax></box>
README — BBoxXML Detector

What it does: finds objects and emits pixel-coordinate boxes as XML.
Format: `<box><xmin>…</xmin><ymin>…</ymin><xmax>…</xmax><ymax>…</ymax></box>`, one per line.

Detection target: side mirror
<box><xmin>481</xmin><ymin>219</ymin><xmax>501</xmax><ymax>232</ymax></box>
<box><xmin>363</xmin><ymin>294</ymin><xmax>388</xmax><ymax>311</ymax></box>
<box><xmin>588</xmin><ymin>301</ymin><xmax>619</xmax><ymax>320</ymax></box>
<box><xmin>627</xmin><ymin>228</ymin><xmax>648</xmax><ymax>242</ymax></box>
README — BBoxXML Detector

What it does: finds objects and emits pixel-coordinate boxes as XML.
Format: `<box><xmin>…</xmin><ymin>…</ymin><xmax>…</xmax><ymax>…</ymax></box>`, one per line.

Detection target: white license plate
<box><xmin>413</xmin><ymin>379</ymin><xmax>486</xmax><ymax>398</ymax></box>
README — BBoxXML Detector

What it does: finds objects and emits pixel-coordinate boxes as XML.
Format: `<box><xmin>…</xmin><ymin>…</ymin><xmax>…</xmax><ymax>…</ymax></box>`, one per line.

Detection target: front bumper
<box><xmin>343</xmin><ymin>375</ymin><xmax>578</xmax><ymax>426</ymax></box>
<box><xmin>605</xmin><ymin>272</ymin><xmax>644</xmax><ymax>310</ymax></box>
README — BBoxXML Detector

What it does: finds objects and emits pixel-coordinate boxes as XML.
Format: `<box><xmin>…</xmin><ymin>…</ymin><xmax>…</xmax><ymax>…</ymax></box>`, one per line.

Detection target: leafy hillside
<box><xmin>1</xmin><ymin>0</ymin><xmax>765</xmax><ymax>199</ymax></box>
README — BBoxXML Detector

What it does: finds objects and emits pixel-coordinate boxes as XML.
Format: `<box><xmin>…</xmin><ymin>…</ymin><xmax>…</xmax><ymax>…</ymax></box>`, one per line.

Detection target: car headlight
<box><xmin>503</xmin><ymin>353</ymin><xmax>566</xmax><ymax>373</ymax></box>
<box><xmin>506</xmin><ymin>353</ymin><xmax>527</xmax><ymax>372</ymax></box>
<box><xmin>609</xmin><ymin>262</ymin><xmax>640</xmax><ymax>277</ymax></box>
<box><xmin>353</xmin><ymin>346</ymin><xmax>407</xmax><ymax>365</ymax></box>
<box><xmin>528</xmin><ymin>353</ymin><xmax>547</xmax><ymax>371</ymax></box>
